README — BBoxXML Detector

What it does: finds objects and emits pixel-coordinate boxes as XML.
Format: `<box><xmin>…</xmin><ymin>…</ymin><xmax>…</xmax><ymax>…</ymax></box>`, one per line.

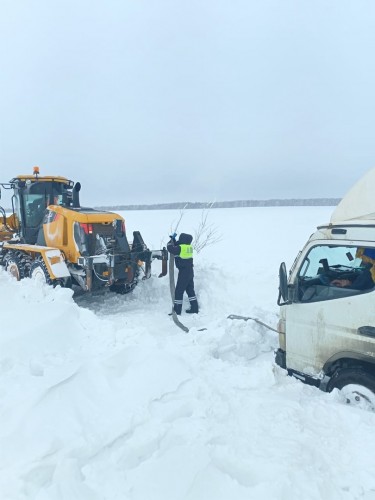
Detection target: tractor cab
<box><xmin>2</xmin><ymin>167</ymin><xmax>74</xmax><ymax>245</ymax></box>
<box><xmin>1</xmin><ymin>166</ymin><xmax>168</xmax><ymax>294</ymax></box>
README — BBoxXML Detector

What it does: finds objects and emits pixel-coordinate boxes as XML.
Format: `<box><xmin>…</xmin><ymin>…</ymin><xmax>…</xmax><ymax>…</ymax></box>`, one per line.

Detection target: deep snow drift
<box><xmin>1</xmin><ymin>206</ymin><xmax>375</xmax><ymax>500</ymax></box>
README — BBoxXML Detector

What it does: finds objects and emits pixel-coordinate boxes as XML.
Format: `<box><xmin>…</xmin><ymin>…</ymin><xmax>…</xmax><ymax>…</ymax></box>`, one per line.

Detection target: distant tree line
<box><xmin>95</xmin><ymin>198</ymin><xmax>341</xmax><ymax>211</ymax></box>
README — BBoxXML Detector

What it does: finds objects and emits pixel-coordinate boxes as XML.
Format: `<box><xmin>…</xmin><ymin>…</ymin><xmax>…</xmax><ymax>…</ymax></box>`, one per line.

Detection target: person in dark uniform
<box><xmin>167</xmin><ymin>232</ymin><xmax>199</xmax><ymax>315</ymax></box>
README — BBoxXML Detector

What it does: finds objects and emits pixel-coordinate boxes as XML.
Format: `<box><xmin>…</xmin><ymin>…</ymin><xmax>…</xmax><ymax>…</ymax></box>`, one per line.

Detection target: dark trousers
<box><xmin>174</xmin><ymin>267</ymin><xmax>198</xmax><ymax>314</ymax></box>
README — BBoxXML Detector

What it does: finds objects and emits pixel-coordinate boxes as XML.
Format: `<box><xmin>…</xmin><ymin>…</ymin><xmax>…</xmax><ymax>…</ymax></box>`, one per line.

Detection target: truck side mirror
<box><xmin>278</xmin><ymin>262</ymin><xmax>290</xmax><ymax>305</ymax></box>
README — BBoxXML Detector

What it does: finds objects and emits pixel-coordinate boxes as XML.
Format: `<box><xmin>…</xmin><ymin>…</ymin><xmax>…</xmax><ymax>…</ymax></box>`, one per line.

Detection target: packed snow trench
<box><xmin>1</xmin><ymin>207</ymin><xmax>375</xmax><ymax>500</ymax></box>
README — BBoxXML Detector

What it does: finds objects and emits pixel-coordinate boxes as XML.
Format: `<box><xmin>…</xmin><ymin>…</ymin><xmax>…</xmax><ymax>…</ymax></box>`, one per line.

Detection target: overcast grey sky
<box><xmin>1</xmin><ymin>0</ymin><xmax>375</xmax><ymax>206</ymax></box>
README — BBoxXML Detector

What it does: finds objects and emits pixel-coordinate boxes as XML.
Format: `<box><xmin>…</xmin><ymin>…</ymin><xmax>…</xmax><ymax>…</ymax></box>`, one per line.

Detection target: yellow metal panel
<box><xmin>2</xmin><ymin>243</ymin><xmax>67</xmax><ymax>279</ymax></box>
<box><xmin>14</xmin><ymin>175</ymin><xmax>71</xmax><ymax>184</ymax></box>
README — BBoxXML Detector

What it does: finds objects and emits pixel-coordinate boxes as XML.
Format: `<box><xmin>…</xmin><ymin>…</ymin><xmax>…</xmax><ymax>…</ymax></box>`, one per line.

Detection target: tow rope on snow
<box><xmin>168</xmin><ymin>250</ymin><xmax>276</xmax><ymax>335</ymax></box>
<box><xmin>169</xmin><ymin>254</ymin><xmax>189</xmax><ymax>333</ymax></box>
<box><xmin>227</xmin><ymin>314</ymin><xmax>278</xmax><ymax>333</ymax></box>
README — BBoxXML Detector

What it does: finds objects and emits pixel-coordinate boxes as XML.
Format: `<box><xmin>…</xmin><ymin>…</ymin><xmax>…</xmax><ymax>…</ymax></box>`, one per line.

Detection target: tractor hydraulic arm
<box><xmin>151</xmin><ymin>247</ymin><xmax>168</xmax><ymax>277</ymax></box>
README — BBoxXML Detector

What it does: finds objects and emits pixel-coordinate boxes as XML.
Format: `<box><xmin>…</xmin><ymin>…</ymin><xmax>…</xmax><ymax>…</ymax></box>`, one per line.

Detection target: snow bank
<box><xmin>1</xmin><ymin>207</ymin><xmax>375</xmax><ymax>500</ymax></box>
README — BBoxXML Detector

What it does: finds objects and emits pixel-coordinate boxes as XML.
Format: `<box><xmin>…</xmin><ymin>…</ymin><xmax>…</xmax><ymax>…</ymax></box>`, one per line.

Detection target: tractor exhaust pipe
<box><xmin>72</xmin><ymin>182</ymin><xmax>81</xmax><ymax>208</ymax></box>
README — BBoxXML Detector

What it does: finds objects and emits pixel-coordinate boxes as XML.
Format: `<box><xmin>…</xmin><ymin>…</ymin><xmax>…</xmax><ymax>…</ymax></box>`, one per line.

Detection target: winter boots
<box><xmin>186</xmin><ymin>307</ymin><xmax>198</xmax><ymax>314</ymax></box>
<box><xmin>173</xmin><ymin>301</ymin><xmax>183</xmax><ymax>315</ymax></box>
<box><xmin>169</xmin><ymin>298</ymin><xmax>199</xmax><ymax>316</ymax></box>
<box><xmin>186</xmin><ymin>296</ymin><xmax>199</xmax><ymax>314</ymax></box>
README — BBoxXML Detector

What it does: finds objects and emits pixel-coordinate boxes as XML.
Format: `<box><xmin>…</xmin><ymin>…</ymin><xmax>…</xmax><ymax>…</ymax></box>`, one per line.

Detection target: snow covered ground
<box><xmin>1</xmin><ymin>206</ymin><xmax>375</xmax><ymax>500</ymax></box>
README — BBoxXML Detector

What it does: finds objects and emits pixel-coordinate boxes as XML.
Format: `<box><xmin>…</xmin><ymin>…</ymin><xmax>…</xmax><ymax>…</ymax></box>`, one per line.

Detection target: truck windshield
<box><xmin>299</xmin><ymin>245</ymin><xmax>360</xmax><ymax>277</ymax></box>
<box><xmin>297</xmin><ymin>245</ymin><xmax>375</xmax><ymax>302</ymax></box>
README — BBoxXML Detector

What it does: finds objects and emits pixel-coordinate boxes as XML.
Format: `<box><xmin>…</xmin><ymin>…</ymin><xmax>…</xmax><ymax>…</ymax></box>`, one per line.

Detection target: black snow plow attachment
<box><xmin>75</xmin><ymin>227</ymin><xmax>168</xmax><ymax>294</ymax></box>
<box><xmin>131</xmin><ymin>231</ymin><xmax>168</xmax><ymax>279</ymax></box>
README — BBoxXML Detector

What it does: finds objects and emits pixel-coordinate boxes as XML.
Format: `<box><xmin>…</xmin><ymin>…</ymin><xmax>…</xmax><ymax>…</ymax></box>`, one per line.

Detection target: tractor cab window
<box><xmin>51</xmin><ymin>183</ymin><xmax>70</xmax><ymax>206</ymax></box>
<box><xmin>296</xmin><ymin>245</ymin><xmax>375</xmax><ymax>303</ymax></box>
<box><xmin>48</xmin><ymin>193</ymin><xmax>63</xmax><ymax>206</ymax></box>
<box><xmin>49</xmin><ymin>183</ymin><xmax>66</xmax><ymax>206</ymax></box>
<box><xmin>22</xmin><ymin>182</ymin><xmax>66</xmax><ymax>228</ymax></box>
<box><xmin>24</xmin><ymin>192</ymin><xmax>48</xmax><ymax>228</ymax></box>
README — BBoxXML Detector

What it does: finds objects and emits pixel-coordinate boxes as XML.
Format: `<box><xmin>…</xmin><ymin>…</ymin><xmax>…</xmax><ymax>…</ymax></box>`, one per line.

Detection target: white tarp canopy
<box><xmin>331</xmin><ymin>167</ymin><xmax>375</xmax><ymax>223</ymax></box>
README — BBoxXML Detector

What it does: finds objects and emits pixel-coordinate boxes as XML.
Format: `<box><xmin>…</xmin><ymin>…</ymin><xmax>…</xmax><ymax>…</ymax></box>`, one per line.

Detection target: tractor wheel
<box><xmin>30</xmin><ymin>259</ymin><xmax>54</xmax><ymax>286</ymax></box>
<box><xmin>109</xmin><ymin>281</ymin><xmax>138</xmax><ymax>294</ymax></box>
<box><xmin>109</xmin><ymin>267</ymin><xmax>140</xmax><ymax>295</ymax></box>
<box><xmin>30</xmin><ymin>258</ymin><xmax>69</xmax><ymax>288</ymax></box>
<box><xmin>328</xmin><ymin>367</ymin><xmax>375</xmax><ymax>411</ymax></box>
<box><xmin>4</xmin><ymin>251</ymin><xmax>31</xmax><ymax>281</ymax></box>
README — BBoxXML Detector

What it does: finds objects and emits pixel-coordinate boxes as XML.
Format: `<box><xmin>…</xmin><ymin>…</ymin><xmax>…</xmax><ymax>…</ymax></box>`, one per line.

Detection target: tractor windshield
<box><xmin>23</xmin><ymin>182</ymin><xmax>64</xmax><ymax>227</ymax></box>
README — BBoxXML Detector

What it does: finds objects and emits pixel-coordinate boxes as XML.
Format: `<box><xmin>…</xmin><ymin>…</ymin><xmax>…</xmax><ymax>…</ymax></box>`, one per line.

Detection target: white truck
<box><xmin>275</xmin><ymin>168</ymin><xmax>375</xmax><ymax>410</ymax></box>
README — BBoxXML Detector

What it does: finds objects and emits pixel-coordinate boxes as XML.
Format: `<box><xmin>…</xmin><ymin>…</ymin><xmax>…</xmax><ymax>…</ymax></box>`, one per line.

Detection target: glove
<box><xmin>169</xmin><ymin>232</ymin><xmax>177</xmax><ymax>242</ymax></box>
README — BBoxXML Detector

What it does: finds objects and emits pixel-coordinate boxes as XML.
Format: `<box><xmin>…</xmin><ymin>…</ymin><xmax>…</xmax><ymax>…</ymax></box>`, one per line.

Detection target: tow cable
<box><xmin>168</xmin><ymin>250</ymin><xmax>277</xmax><ymax>335</ymax></box>
<box><xmin>227</xmin><ymin>314</ymin><xmax>278</xmax><ymax>333</ymax></box>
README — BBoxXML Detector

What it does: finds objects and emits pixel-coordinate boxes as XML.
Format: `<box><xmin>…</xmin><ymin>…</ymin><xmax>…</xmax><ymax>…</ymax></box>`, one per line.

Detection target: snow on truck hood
<box><xmin>331</xmin><ymin>167</ymin><xmax>375</xmax><ymax>224</ymax></box>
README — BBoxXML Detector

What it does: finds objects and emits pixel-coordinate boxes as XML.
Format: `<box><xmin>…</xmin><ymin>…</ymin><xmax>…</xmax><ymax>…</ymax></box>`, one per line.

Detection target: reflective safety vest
<box><xmin>179</xmin><ymin>244</ymin><xmax>193</xmax><ymax>259</ymax></box>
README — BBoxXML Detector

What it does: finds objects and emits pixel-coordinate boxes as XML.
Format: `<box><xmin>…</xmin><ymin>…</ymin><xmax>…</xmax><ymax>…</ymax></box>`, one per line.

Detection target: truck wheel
<box><xmin>5</xmin><ymin>251</ymin><xmax>31</xmax><ymax>280</ymax></box>
<box><xmin>329</xmin><ymin>368</ymin><xmax>375</xmax><ymax>411</ymax></box>
<box><xmin>30</xmin><ymin>259</ymin><xmax>54</xmax><ymax>286</ymax></box>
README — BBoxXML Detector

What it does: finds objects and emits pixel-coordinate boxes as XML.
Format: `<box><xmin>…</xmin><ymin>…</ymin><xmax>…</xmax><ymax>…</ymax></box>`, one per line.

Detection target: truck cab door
<box><xmin>285</xmin><ymin>243</ymin><xmax>375</xmax><ymax>377</ymax></box>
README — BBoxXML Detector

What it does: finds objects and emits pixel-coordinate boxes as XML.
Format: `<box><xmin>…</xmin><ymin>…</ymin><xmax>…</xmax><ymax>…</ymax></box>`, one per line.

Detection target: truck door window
<box><xmin>296</xmin><ymin>245</ymin><xmax>375</xmax><ymax>302</ymax></box>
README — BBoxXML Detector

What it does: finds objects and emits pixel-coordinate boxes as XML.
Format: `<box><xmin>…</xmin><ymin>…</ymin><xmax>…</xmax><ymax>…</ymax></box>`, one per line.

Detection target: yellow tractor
<box><xmin>0</xmin><ymin>167</ymin><xmax>167</xmax><ymax>293</ymax></box>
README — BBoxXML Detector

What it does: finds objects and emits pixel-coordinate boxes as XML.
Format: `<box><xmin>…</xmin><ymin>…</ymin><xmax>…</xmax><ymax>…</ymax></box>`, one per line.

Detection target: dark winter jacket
<box><xmin>167</xmin><ymin>233</ymin><xmax>194</xmax><ymax>270</ymax></box>
<box><xmin>346</xmin><ymin>268</ymin><xmax>374</xmax><ymax>290</ymax></box>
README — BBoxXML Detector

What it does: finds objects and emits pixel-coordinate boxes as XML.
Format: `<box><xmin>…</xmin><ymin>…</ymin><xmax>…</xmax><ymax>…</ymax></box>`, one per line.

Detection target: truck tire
<box><xmin>5</xmin><ymin>251</ymin><xmax>31</xmax><ymax>281</ymax></box>
<box><xmin>328</xmin><ymin>368</ymin><xmax>375</xmax><ymax>411</ymax></box>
